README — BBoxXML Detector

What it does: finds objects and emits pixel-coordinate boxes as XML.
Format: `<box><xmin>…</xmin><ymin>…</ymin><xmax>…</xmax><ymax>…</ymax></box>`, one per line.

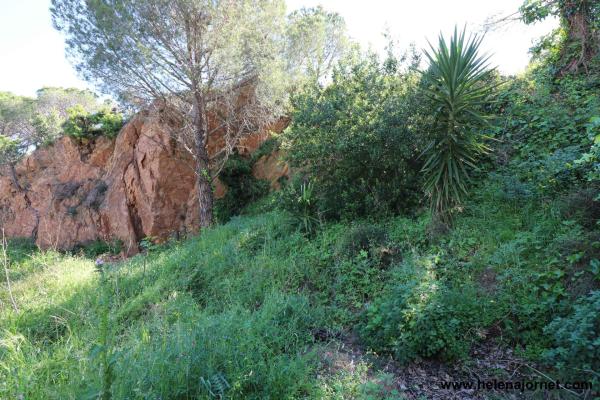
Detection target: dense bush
<box><xmin>282</xmin><ymin>51</ymin><xmax>428</xmax><ymax>220</ymax></box>
<box><xmin>335</xmin><ymin>223</ymin><xmax>388</xmax><ymax>257</ymax></box>
<box><xmin>576</xmin><ymin>115</ymin><xmax>600</xmax><ymax>184</ymax></box>
<box><xmin>360</xmin><ymin>259</ymin><xmax>489</xmax><ymax>362</ymax></box>
<box><xmin>496</xmin><ymin>67</ymin><xmax>600</xmax><ymax>161</ymax></box>
<box><xmin>71</xmin><ymin>239</ymin><xmax>123</xmax><ymax>258</ymax></box>
<box><xmin>544</xmin><ymin>290</ymin><xmax>600</xmax><ymax>386</ymax></box>
<box><xmin>0</xmin><ymin>134</ymin><xmax>21</xmax><ymax>165</ymax></box>
<box><xmin>214</xmin><ymin>151</ymin><xmax>271</xmax><ymax>223</ymax></box>
<box><xmin>62</xmin><ymin>105</ymin><xmax>124</xmax><ymax>140</ymax></box>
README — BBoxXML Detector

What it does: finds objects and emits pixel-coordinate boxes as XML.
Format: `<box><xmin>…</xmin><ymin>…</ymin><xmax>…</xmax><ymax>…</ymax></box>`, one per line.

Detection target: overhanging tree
<box><xmin>520</xmin><ymin>0</ymin><xmax>599</xmax><ymax>74</ymax></box>
<box><xmin>51</xmin><ymin>0</ymin><xmax>291</xmax><ymax>228</ymax></box>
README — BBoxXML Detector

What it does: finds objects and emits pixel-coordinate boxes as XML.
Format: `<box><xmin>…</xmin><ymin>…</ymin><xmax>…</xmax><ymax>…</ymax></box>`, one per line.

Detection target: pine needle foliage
<box><xmin>421</xmin><ymin>27</ymin><xmax>497</xmax><ymax>222</ymax></box>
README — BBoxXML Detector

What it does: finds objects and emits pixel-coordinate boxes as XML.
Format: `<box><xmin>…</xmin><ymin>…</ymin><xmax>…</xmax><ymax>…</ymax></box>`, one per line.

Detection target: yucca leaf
<box><xmin>420</xmin><ymin>26</ymin><xmax>497</xmax><ymax>223</ymax></box>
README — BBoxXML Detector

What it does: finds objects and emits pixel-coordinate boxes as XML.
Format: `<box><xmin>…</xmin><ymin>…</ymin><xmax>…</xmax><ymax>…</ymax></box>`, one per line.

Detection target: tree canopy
<box><xmin>51</xmin><ymin>0</ymin><xmax>349</xmax><ymax>227</ymax></box>
<box><xmin>0</xmin><ymin>87</ymin><xmax>106</xmax><ymax>166</ymax></box>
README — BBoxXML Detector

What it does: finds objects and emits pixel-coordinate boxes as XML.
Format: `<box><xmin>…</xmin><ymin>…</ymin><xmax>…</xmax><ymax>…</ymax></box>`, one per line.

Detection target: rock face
<box><xmin>253</xmin><ymin>150</ymin><xmax>290</xmax><ymax>190</ymax></box>
<box><xmin>0</xmin><ymin>106</ymin><xmax>289</xmax><ymax>254</ymax></box>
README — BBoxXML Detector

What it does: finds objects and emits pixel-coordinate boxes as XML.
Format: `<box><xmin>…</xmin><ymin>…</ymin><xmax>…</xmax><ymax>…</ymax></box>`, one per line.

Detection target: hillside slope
<box><xmin>2</xmin><ymin>172</ymin><xmax>598</xmax><ymax>398</ymax></box>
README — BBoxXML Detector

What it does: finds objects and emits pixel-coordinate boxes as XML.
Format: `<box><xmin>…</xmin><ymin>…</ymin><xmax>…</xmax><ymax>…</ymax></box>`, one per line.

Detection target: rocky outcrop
<box><xmin>253</xmin><ymin>150</ymin><xmax>290</xmax><ymax>190</ymax></box>
<box><xmin>0</xmin><ymin>106</ymin><xmax>289</xmax><ymax>254</ymax></box>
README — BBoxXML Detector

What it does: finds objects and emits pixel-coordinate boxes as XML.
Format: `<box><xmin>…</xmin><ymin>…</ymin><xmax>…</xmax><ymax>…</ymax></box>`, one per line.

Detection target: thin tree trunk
<box><xmin>193</xmin><ymin>95</ymin><xmax>213</xmax><ymax>229</ymax></box>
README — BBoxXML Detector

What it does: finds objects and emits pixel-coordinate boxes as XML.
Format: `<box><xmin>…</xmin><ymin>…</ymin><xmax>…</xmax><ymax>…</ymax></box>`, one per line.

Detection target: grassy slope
<box><xmin>0</xmin><ymin>174</ymin><xmax>597</xmax><ymax>399</ymax></box>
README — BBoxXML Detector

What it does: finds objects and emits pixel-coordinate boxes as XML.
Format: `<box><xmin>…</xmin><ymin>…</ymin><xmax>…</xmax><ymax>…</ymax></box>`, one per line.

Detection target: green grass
<box><xmin>0</xmin><ymin>212</ymin><xmax>365</xmax><ymax>399</ymax></box>
<box><xmin>1</xmin><ymin>176</ymin><xmax>598</xmax><ymax>398</ymax></box>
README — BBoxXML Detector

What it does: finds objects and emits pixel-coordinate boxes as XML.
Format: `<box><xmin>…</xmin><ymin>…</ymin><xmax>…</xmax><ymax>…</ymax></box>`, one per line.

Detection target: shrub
<box><xmin>497</xmin><ymin>67</ymin><xmax>600</xmax><ymax>161</ymax></box>
<box><xmin>214</xmin><ymin>152</ymin><xmax>270</xmax><ymax>223</ymax></box>
<box><xmin>559</xmin><ymin>185</ymin><xmax>600</xmax><ymax>229</ymax></box>
<box><xmin>283</xmin><ymin>51</ymin><xmax>427</xmax><ymax>220</ymax></box>
<box><xmin>250</xmin><ymin>137</ymin><xmax>280</xmax><ymax>163</ymax></box>
<box><xmin>544</xmin><ymin>290</ymin><xmax>600</xmax><ymax>386</ymax></box>
<box><xmin>0</xmin><ymin>134</ymin><xmax>22</xmax><ymax>165</ymax></box>
<box><xmin>576</xmin><ymin>115</ymin><xmax>600</xmax><ymax>183</ymax></box>
<box><xmin>72</xmin><ymin>239</ymin><xmax>123</xmax><ymax>258</ymax></box>
<box><xmin>360</xmin><ymin>259</ymin><xmax>488</xmax><ymax>362</ymax></box>
<box><xmin>336</xmin><ymin>223</ymin><xmax>388</xmax><ymax>257</ymax></box>
<box><xmin>515</xmin><ymin>145</ymin><xmax>586</xmax><ymax>196</ymax></box>
<box><xmin>62</xmin><ymin>105</ymin><xmax>123</xmax><ymax>140</ymax></box>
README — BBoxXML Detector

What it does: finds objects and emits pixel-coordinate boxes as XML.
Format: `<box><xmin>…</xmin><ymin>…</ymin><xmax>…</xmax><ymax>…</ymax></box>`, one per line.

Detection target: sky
<box><xmin>0</xmin><ymin>0</ymin><xmax>557</xmax><ymax>97</ymax></box>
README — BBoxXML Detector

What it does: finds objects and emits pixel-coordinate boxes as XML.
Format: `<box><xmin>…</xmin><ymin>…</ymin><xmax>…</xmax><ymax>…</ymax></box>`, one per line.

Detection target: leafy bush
<box><xmin>497</xmin><ymin>68</ymin><xmax>600</xmax><ymax>161</ymax></box>
<box><xmin>544</xmin><ymin>290</ymin><xmax>600</xmax><ymax>385</ymax></box>
<box><xmin>71</xmin><ymin>239</ymin><xmax>123</xmax><ymax>258</ymax></box>
<box><xmin>214</xmin><ymin>152</ymin><xmax>270</xmax><ymax>223</ymax></box>
<box><xmin>514</xmin><ymin>145</ymin><xmax>586</xmax><ymax>196</ymax></box>
<box><xmin>250</xmin><ymin>137</ymin><xmax>280</xmax><ymax>163</ymax></box>
<box><xmin>576</xmin><ymin>115</ymin><xmax>600</xmax><ymax>183</ymax></box>
<box><xmin>559</xmin><ymin>185</ymin><xmax>600</xmax><ymax>229</ymax></box>
<box><xmin>62</xmin><ymin>105</ymin><xmax>123</xmax><ymax>140</ymax></box>
<box><xmin>0</xmin><ymin>134</ymin><xmax>22</xmax><ymax>165</ymax></box>
<box><xmin>360</xmin><ymin>259</ymin><xmax>488</xmax><ymax>362</ymax></box>
<box><xmin>283</xmin><ymin>51</ymin><xmax>427</xmax><ymax>220</ymax></box>
<box><xmin>336</xmin><ymin>223</ymin><xmax>388</xmax><ymax>257</ymax></box>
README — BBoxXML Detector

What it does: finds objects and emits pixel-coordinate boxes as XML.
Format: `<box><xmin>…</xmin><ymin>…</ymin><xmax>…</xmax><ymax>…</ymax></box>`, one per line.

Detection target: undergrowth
<box><xmin>2</xmin><ymin>171</ymin><xmax>598</xmax><ymax>398</ymax></box>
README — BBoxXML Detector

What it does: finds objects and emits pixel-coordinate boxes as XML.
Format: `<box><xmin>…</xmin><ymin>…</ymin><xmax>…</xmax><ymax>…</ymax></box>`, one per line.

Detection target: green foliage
<box><xmin>544</xmin><ymin>290</ymin><xmax>600</xmax><ymax>385</ymax></box>
<box><xmin>515</xmin><ymin>146</ymin><xmax>586</xmax><ymax>196</ymax></box>
<box><xmin>576</xmin><ymin>116</ymin><xmax>600</xmax><ymax>183</ymax></box>
<box><xmin>62</xmin><ymin>106</ymin><xmax>123</xmax><ymax>140</ymax></box>
<box><xmin>519</xmin><ymin>0</ymin><xmax>600</xmax><ymax>74</ymax></box>
<box><xmin>31</xmin><ymin>110</ymin><xmax>63</xmax><ymax>146</ymax></box>
<box><xmin>0</xmin><ymin>87</ymin><xmax>114</xmax><ymax>174</ymax></box>
<box><xmin>4</xmin><ymin>9</ymin><xmax>600</xmax><ymax>398</ymax></box>
<box><xmin>214</xmin><ymin>152</ymin><xmax>270</xmax><ymax>223</ymax></box>
<box><xmin>1</xmin><ymin>174</ymin><xmax>599</xmax><ymax>397</ymax></box>
<box><xmin>94</xmin><ymin>268</ymin><xmax>115</xmax><ymax>400</ymax></box>
<box><xmin>0</xmin><ymin>134</ymin><xmax>22</xmax><ymax>165</ymax></box>
<box><xmin>277</xmin><ymin>177</ymin><xmax>323</xmax><ymax>236</ymax></box>
<box><xmin>285</xmin><ymin>6</ymin><xmax>349</xmax><ymax>83</ymax></box>
<box><xmin>492</xmin><ymin>65</ymin><xmax>600</xmax><ymax>201</ymax></box>
<box><xmin>498</xmin><ymin>70</ymin><xmax>600</xmax><ymax>158</ymax></box>
<box><xmin>360</xmin><ymin>258</ymin><xmax>488</xmax><ymax>362</ymax></box>
<box><xmin>336</xmin><ymin>223</ymin><xmax>388</xmax><ymax>257</ymax></box>
<box><xmin>71</xmin><ymin>239</ymin><xmax>123</xmax><ymax>258</ymax></box>
<box><xmin>250</xmin><ymin>137</ymin><xmax>280</xmax><ymax>163</ymax></box>
<box><xmin>421</xmin><ymin>27</ymin><xmax>496</xmax><ymax>221</ymax></box>
<box><xmin>0</xmin><ymin>88</ymin><xmax>107</xmax><ymax>162</ymax></box>
<box><xmin>139</xmin><ymin>236</ymin><xmax>162</xmax><ymax>253</ymax></box>
<box><xmin>283</xmin><ymin>51</ymin><xmax>426</xmax><ymax>220</ymax></box>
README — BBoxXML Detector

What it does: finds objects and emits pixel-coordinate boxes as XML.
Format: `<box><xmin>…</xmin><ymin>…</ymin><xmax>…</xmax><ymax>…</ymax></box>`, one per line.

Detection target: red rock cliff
<box><xmin>0</xmin><ymin>105</ymin><xmax>288</xmax><ymax>254</ymax></box>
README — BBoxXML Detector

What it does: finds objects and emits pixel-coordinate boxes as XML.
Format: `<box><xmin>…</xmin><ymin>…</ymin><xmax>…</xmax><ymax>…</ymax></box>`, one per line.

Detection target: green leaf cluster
<box><xmin>283</xmin><ymin>50</ymin><xmax>428</xmax><ymax>220</ymax></box>
<box><xmin>62</xmin><ymin>106</ymin><xmax>124</xmax><ymax>140</ymax></box>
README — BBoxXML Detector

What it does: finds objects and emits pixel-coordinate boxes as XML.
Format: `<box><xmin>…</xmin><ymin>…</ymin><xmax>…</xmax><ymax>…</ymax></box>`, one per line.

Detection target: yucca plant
<box><xmin>421</xmin><ymin>27</ymin><xmax>497</xmax><ymax>223</ymax></box>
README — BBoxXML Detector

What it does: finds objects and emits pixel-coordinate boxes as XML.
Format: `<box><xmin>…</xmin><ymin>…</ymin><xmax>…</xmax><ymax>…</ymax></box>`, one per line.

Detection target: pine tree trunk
<box><xmin>196</xmin><ymin>146</ymin><xmax>213</xmax><ymax>228</ymax></box>
<box><xmin>193</xmin><ymin>96</ymin><xmax>213</xmax><ymax>229</ymax></box>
